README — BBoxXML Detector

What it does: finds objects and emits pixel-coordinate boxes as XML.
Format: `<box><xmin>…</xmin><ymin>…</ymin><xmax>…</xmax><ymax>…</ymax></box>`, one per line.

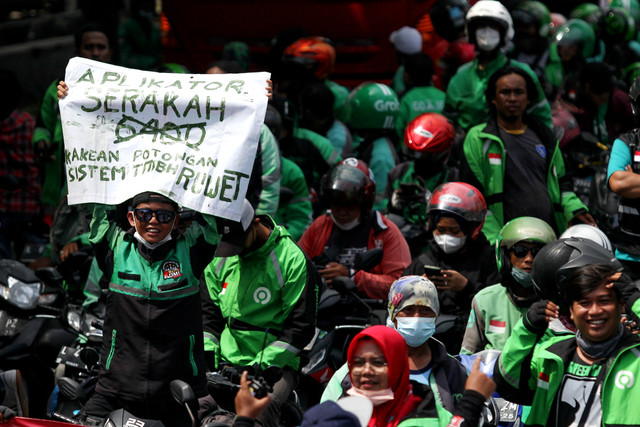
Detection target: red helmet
<box><xmin>404</xmin><ymin>113</ymin><xmax>455</xmax><ymax>159</ymax></box>
<box><xmin>426</xmin><ymin>182</ymin><xmax>487</xmax><ymax>239</ymax></box>
<box><xmin>283</xmin><ymin>37</ymin><xmax>336</xmax><ymax>80</ymax></box>
<box><xmin>321</xmin><ymin>157</ymin><xmax>376</xmax><ymax>211</ymax></box>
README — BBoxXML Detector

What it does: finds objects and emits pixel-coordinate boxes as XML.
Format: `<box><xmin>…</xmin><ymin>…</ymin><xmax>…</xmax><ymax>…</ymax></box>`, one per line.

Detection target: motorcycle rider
<box><xmin>494</xmin><ymin>262</ymin><xmax>640</xmax><ymax>426</ymax></box>
<box><xmin>607</xmin><ymin>75</ymin><xmax>640</xmax><ymax>278</ymax></box>
<box><xmin>445</xmin><ymin>0</ymin><xmax>552</xmax><ymax>132</ymax></box>
<box><xmin>298</xmin><ymin>158</ymin><xmax>411</xmax><ymax>300</ymax></box>
<box><xmin>461</xmin><ymin>216</ymin><xmax>556</xmax><ymax>354</ymax></box>
<box><xmin>201</xmin><ymin>199</ymin><xmax>318</xmax><ymax>427</ymax></box>
<box><xmin>344</xmin><ymin>83</ymin><xmax>400</xmax><ymax>209</ymax></box>
<box><xmin>384</xmin><ymin>113</ymin><xmax>458</xmax><ymax>256</ymax></box>
<box><xmin>460</xmin><ymin>65</ymin><xmax>594</xmax><ymax>245</ymax></box>
<box><xmin>403</xmin><ymin>182</ymin><xmax>500</xmax><ymax>354</ymax></box>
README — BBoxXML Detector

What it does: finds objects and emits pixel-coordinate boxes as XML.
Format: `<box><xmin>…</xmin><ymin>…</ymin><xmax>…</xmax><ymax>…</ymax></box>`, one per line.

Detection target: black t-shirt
<box><xmin>500</xmin><ymin>126</ymin><xmax>556</xmax><ymax>229</ymax></box>
<box><xmin>549</xmin><ymin>351</ymin><xmax>603</xmax><ymax>427</ymax></box>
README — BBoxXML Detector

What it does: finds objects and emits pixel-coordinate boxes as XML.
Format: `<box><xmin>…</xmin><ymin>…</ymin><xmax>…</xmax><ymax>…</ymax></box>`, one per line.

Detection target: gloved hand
<box><xmin>0</xmin><ymin>405</ymin><xmax>16</xmax><ymax>421</ymax></box>
<box><xmin>524</xmin><ymin>300</ymin><xmax>557</xmax><ymax>334</ymax></box>
<box><xmin>608</xmin><ymin>273</ymin><xmax>640</xmax><ymax>305</ymax></box>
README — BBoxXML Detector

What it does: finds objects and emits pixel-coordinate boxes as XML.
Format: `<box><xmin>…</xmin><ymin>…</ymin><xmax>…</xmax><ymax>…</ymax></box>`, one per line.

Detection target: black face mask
<box><xmin>415</xmin><ymin>155</ymin><xmax>446</xmax><ymax>179</ymax></box>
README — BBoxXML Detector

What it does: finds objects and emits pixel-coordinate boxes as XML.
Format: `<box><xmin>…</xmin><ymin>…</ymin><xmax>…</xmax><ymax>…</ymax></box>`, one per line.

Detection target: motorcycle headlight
<box><xmin>5</xmin><ymin>276</ymin><xmax>41</xmax><ymax>309</ymax></box>
<box><xmin>66</xmin><ymin>309</ymin><xmax>82</xmax><ymax>332</ymax></box>
<box><xmin>38</xmin><ymin>293</ymin><xmax>59</xmax><ymax>306</ymax></box>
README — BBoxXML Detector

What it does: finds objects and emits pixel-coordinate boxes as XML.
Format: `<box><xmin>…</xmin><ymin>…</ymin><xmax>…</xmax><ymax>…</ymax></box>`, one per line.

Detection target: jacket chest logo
<box><xmin>615</xmin><ymin>371</ymin><xmax>635</xmax><ymax>389</ymax></box>
<box><xmin>162</xmin><ymin>260</ymin><xmax>183</xmax><ymax>279</ymax></box>
<box><xmin>536</xmin><ymin>144</ymin><xmax>546</xmax><ymax>158</ymax></box>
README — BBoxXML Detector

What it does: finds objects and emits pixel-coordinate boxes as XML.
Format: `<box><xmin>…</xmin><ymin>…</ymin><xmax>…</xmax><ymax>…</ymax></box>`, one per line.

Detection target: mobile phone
<box><xmin>424</xmin><ymin>265</ymin><xmax>442</xmax><ymax>277</ymax></box>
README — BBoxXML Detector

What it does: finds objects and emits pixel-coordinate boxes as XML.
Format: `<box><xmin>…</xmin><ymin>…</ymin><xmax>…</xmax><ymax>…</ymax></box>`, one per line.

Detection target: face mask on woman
<box><xmin>433</xmin><ymin>234</ymin><xmax>466</xmax><ymax>254</ymax></box>
<box><xmin>395</xmin><ymin>316</ymin><xmax>436</xmax><ymax>347</ymax></box>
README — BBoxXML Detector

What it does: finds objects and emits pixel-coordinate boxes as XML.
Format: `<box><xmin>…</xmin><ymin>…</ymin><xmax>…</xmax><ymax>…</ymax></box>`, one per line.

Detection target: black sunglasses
<box><xmin>511</xmin><ymin>245</ymin><xmax>542</xmax><ymax>258</ymax></box>
<box><xmin>134</xmin><ymin>208</ymin><xmax>176</xmax><ymax>224</ymax></box>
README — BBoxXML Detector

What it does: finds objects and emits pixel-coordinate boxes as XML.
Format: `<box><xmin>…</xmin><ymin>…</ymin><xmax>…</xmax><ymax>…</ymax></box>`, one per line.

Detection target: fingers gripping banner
<box><xmin>60</xmin><ymin>57</ymin><xmax>269</xmax><ymax>221</ymax></box>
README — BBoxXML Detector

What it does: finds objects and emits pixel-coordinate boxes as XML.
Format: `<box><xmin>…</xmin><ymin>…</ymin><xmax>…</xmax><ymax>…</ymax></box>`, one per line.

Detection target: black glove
<box><xmin>524</xmin><ymin>300</ymin><xmax>551</xmax><ymax>334</ymax></box>
<box><xmin>610</xmin><ymin>274</ymin><xmax>640</xmax><ymax>306</ymax></box>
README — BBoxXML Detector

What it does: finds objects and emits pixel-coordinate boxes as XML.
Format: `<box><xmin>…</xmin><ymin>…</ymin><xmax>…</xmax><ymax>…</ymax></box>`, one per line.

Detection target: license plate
<box><xmin>0</xmin><ymin>311</ymin><xmax>23</xmax><ymax>337</ymax></box>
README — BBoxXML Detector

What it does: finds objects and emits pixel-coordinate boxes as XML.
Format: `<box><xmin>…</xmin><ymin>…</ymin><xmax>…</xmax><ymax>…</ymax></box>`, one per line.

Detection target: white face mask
<box><xmin>331</xmin><ymin>212</ymin><xmax>361</xmax><ymax>231</ymax></box>
<box><xmin>395</xmin><ymin>316</ymin><xmax>436</xmax><ymax>347</ymax></box>
<box><xmin>433</xmin><ymin>233</ymin><xmax>466</xmax><ymax>254</ymax></box>
<box><xmin>476</xmin><ymin>27</ymin><xmax>501</xmax><ymax>52</ymax></box>
<box><xmin>133</xmin><ymin>217</ymin><xmax>175</xmax><ymax>249</ymax></box>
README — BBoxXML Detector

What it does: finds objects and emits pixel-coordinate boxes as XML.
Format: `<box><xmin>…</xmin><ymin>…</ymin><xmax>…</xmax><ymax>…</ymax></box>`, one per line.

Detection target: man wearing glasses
<box><xmin>80</xmin><ymin>192</ymin><xmax>219</xmax><ymax>426</ymax></box>
<box><xmin>461</xmin><ymin>216</ymin><xmax>556</xmax><ymax>354</ymax></box>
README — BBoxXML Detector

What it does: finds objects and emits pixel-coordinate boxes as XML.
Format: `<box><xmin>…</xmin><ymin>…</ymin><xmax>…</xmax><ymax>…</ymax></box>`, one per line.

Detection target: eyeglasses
<box><xmin>511</xmin><ymin>245</ymin><xmax>542</xmax><ymax>259</ymax></box>
<box><xmin>134</xmin><ymin>208</ymin><xmax>176</xmax><ymax>224</ymax></box>
<box><xmin>350</xmin><ymin>358</ymin><xmax>388</xmax><ymax>375</ymax></box>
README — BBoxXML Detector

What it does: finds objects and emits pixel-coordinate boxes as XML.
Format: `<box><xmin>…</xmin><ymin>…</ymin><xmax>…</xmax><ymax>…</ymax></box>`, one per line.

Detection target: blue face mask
<box><xmin>395</xmin><ymin>317</ymin><xmax>436</xmax><ymax>347</ymax></box>
<box><xmin>511</xmin><ymin>266</ymin><xmax>533</xmax><ymax>288</ymax></box>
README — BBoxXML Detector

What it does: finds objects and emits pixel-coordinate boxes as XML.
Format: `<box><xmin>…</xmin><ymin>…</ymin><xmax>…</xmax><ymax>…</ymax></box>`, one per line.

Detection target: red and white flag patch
<box><xmin>488</xmin><ymin>319</ymin><xmax>506</xmax><ymax>334</ymax></box>
<box><xmin>488</xmin><ymin>153</ymin><xmax>502</xmax><ymax>165</ymax></box>
<box><xmin>537</xmin><ymin>372</ymin><xmax>550</xmax><ymax>390</ymax></box>
<box><xmin>634</xmin><ymin>150</ymin><xmax>640</xmax><ymax>163</ymax></box>
<box><xmin>220</xmin><ymin>282</ymin><xmax>228</xmax><ymax>295</ymax></box>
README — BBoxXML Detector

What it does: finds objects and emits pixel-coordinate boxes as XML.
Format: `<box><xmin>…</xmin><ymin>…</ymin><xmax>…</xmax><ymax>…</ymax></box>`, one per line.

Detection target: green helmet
<box><xmin>554</xmin><ymin>19</ymin><xmax>596</xmax><ymax>59</ymax></box>
<box><xmin>569</xmin><ymin>3</ymin><xmax>603</xmax><ymax>33</ymax></box>
<box><xmin>495</xmin><ymin>216</ymin><xmax>556</xmax><ymax>274</ymax></box>
<box><xmin>611</xmin><ymin>0</ymin><xmax>640</xmax><ymax>25</ymax></box>
<box><xmin>345</xmin><ymin>82</ymin><xmax>399</xmax><ymax>130</ymax></box>
<box><xmin>513</xmin><ymin>1</ymin><xmax>551</xmax><ymax>38</ymax></box>
<box><xmin>624</xmin><ymin>62</ymin><xmax>640</xmax><ymax>87</ymax></box>
<box><xmin>599</xmin><ymin>7</ymin><xmax>636</xmax><ymax>45</ymax></box>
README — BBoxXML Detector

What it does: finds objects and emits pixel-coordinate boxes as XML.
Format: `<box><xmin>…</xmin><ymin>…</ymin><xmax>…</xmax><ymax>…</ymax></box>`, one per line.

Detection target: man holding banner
<box><xmin>58</xmin><ymin>58</ymin><xmax>270</xmax><ymax>425</ymax></box>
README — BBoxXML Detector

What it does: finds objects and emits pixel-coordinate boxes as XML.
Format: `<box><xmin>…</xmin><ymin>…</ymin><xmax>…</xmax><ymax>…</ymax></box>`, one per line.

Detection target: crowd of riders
<box><xmin>2</xmin><ymin>0</ymin><xmax>640</xmax><ymax>425</ymax></box>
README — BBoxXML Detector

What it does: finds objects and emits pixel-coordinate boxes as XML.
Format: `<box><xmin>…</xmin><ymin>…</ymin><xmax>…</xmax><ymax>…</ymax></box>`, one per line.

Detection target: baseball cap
<box><xmin>301</xmin><ymin>397</ymin><xmax>373</xmax><ymax>427</ymax></box>
<box><xmin>389</xmin><ymin>26</ymin><xmax>423</xmax><ymax>54</ymax></box>
<box><xmin>214</xmin><ymin>199</ymin><xmax>255</xmax><ymax>257</ymax></box>
<box><xmin>131</xmin><ymin>192</ymin><xmax>179</xmax><ymax>211</ymax></box>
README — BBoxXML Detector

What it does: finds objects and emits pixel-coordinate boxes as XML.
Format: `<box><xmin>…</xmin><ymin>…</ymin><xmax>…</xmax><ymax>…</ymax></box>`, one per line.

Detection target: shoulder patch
<box><xmin>162</xmin><ymin>260</ymin><xmax>183</xmax><ymax>280</ymax></box>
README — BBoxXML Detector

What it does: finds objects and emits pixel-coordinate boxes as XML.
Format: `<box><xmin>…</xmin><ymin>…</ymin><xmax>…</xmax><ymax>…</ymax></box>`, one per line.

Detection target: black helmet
<box><xmin>431</xmin><ymin>0</ymin><xmax>469</xmax><ymax>42</ymax></box>
<box><xmin>531</xmin><ymin>238</ymin><xmax>623</xmax><ymax>309</ymax></box>
<box><xmin>320</xmin><ymin>158</ymin><xmax>376</xmax><ymax>211</ymax></box>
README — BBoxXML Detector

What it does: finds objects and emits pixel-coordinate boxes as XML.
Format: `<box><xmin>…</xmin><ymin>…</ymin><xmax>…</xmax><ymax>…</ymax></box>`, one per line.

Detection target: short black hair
<box><xmin>74</xmin><ymin>22</ymin><xmax>113</xmax><ymax>51</ymax></box>
<box><xmin>299</xmin><ymin>82</ymin><xmax>334</xmax><ymax>118</ymax></box>
<box><xmin>206</xmin><ymin>60</ymin><xmax>244</xmax><ymax>74</ymax></box>
<box><xmin>563</xmin><ymin>264</ymin><xmax>621</xmax><ymax>304</ymax></box>
<box><xmin>580</xmin><ymin>61</ymin><xmax>615</xmax><ymax>94</ymax></box>
<box><xmin>486</xmin><ymin>66</ymin><xmax>537</xmax><ymax>116</ymax></box>
<box><xmin>404</xmin><ymin>53</ymin><xmax>434</xmax><ymax>87</ymax></box>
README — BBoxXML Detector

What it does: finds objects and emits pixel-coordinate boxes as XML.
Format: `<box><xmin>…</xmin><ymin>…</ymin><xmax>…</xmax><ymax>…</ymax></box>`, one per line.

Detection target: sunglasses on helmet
<box><xmin>134</xmin><ymin>208</ymin><xmax>176</xmax><ymax>224</ymax></box>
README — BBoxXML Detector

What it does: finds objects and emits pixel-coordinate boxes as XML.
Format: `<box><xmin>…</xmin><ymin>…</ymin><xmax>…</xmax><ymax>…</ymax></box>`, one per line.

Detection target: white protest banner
<box><xmin>59</xmin><ymin>57</ymin><xmax>269</xmax><ymax>221</ymax></box>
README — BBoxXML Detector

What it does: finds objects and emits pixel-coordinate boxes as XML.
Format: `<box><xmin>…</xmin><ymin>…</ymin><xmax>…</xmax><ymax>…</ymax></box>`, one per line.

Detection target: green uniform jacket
<box><xmin>274</xmin><ymin>158</ymin><xmax>312</xmax><ymax>241</ymax></box>
<box><xmin>445</xmin><ymin>53</ymin><xmax>552</xmax><ymax>131</ymax></box>
<box><xmin>89</xmin><ymin>204</ymin><xmax>219</xmax><ymax>403</ymax></box>
<box><xmin>460</xmin><ymin>284</ymin><xmax>528</xmax><ymax>354</ymax></box>
<box><xmin>201</xmin><ymin>216</ymin><xmax>318</xmax><ymax>370</ymax></box>
<box><xmin>461</xmin><ymin>117</ymin><xmax>587</xmax><ymax>244</ymax></box>
<box><xmin>495</xmin><ymin>317</ymin><xmax>640</xmax><ymax>426</ymax></box>
<box><xmin>395</xmin><ymin>86</ymin><xmax>446</xmax><ymax>141</ymax></box>
<box><xmin>33</xmin><ymin>79</ymin><xmax>65</xmax><ymax>210</ymax></box>
<box><xmin>255</xmin><ymin>125</ymin><xmax>281</xmax><ymax>216</ymax></box>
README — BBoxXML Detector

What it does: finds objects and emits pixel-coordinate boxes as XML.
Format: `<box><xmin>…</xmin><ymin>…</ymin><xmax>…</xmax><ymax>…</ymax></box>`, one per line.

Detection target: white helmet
<box><xmin>466</xmin><ymin>0</ymin><xmax>515</xmax><ymax>44</ymax></box>
<box><xmin>559</xmin><ymin>224</ymin><xmax>613</xmax><ymax>253</ymax></box>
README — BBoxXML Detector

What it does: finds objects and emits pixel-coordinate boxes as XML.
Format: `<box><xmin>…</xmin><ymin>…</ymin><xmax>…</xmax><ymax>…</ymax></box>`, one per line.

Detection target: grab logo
<box><xmin>374</xmin><ymin>99</ymin><xmax>399</xmax><ymax>112</ymax></box>
<box><xmin>614</xmin><ymin>371</ymin><xmax>634</xmax><ymax>389</ymax></box>
<box><xmin>253</xmin><ymin>287</ymin><xmax>271</xmax><ymax>304</ymax></box>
